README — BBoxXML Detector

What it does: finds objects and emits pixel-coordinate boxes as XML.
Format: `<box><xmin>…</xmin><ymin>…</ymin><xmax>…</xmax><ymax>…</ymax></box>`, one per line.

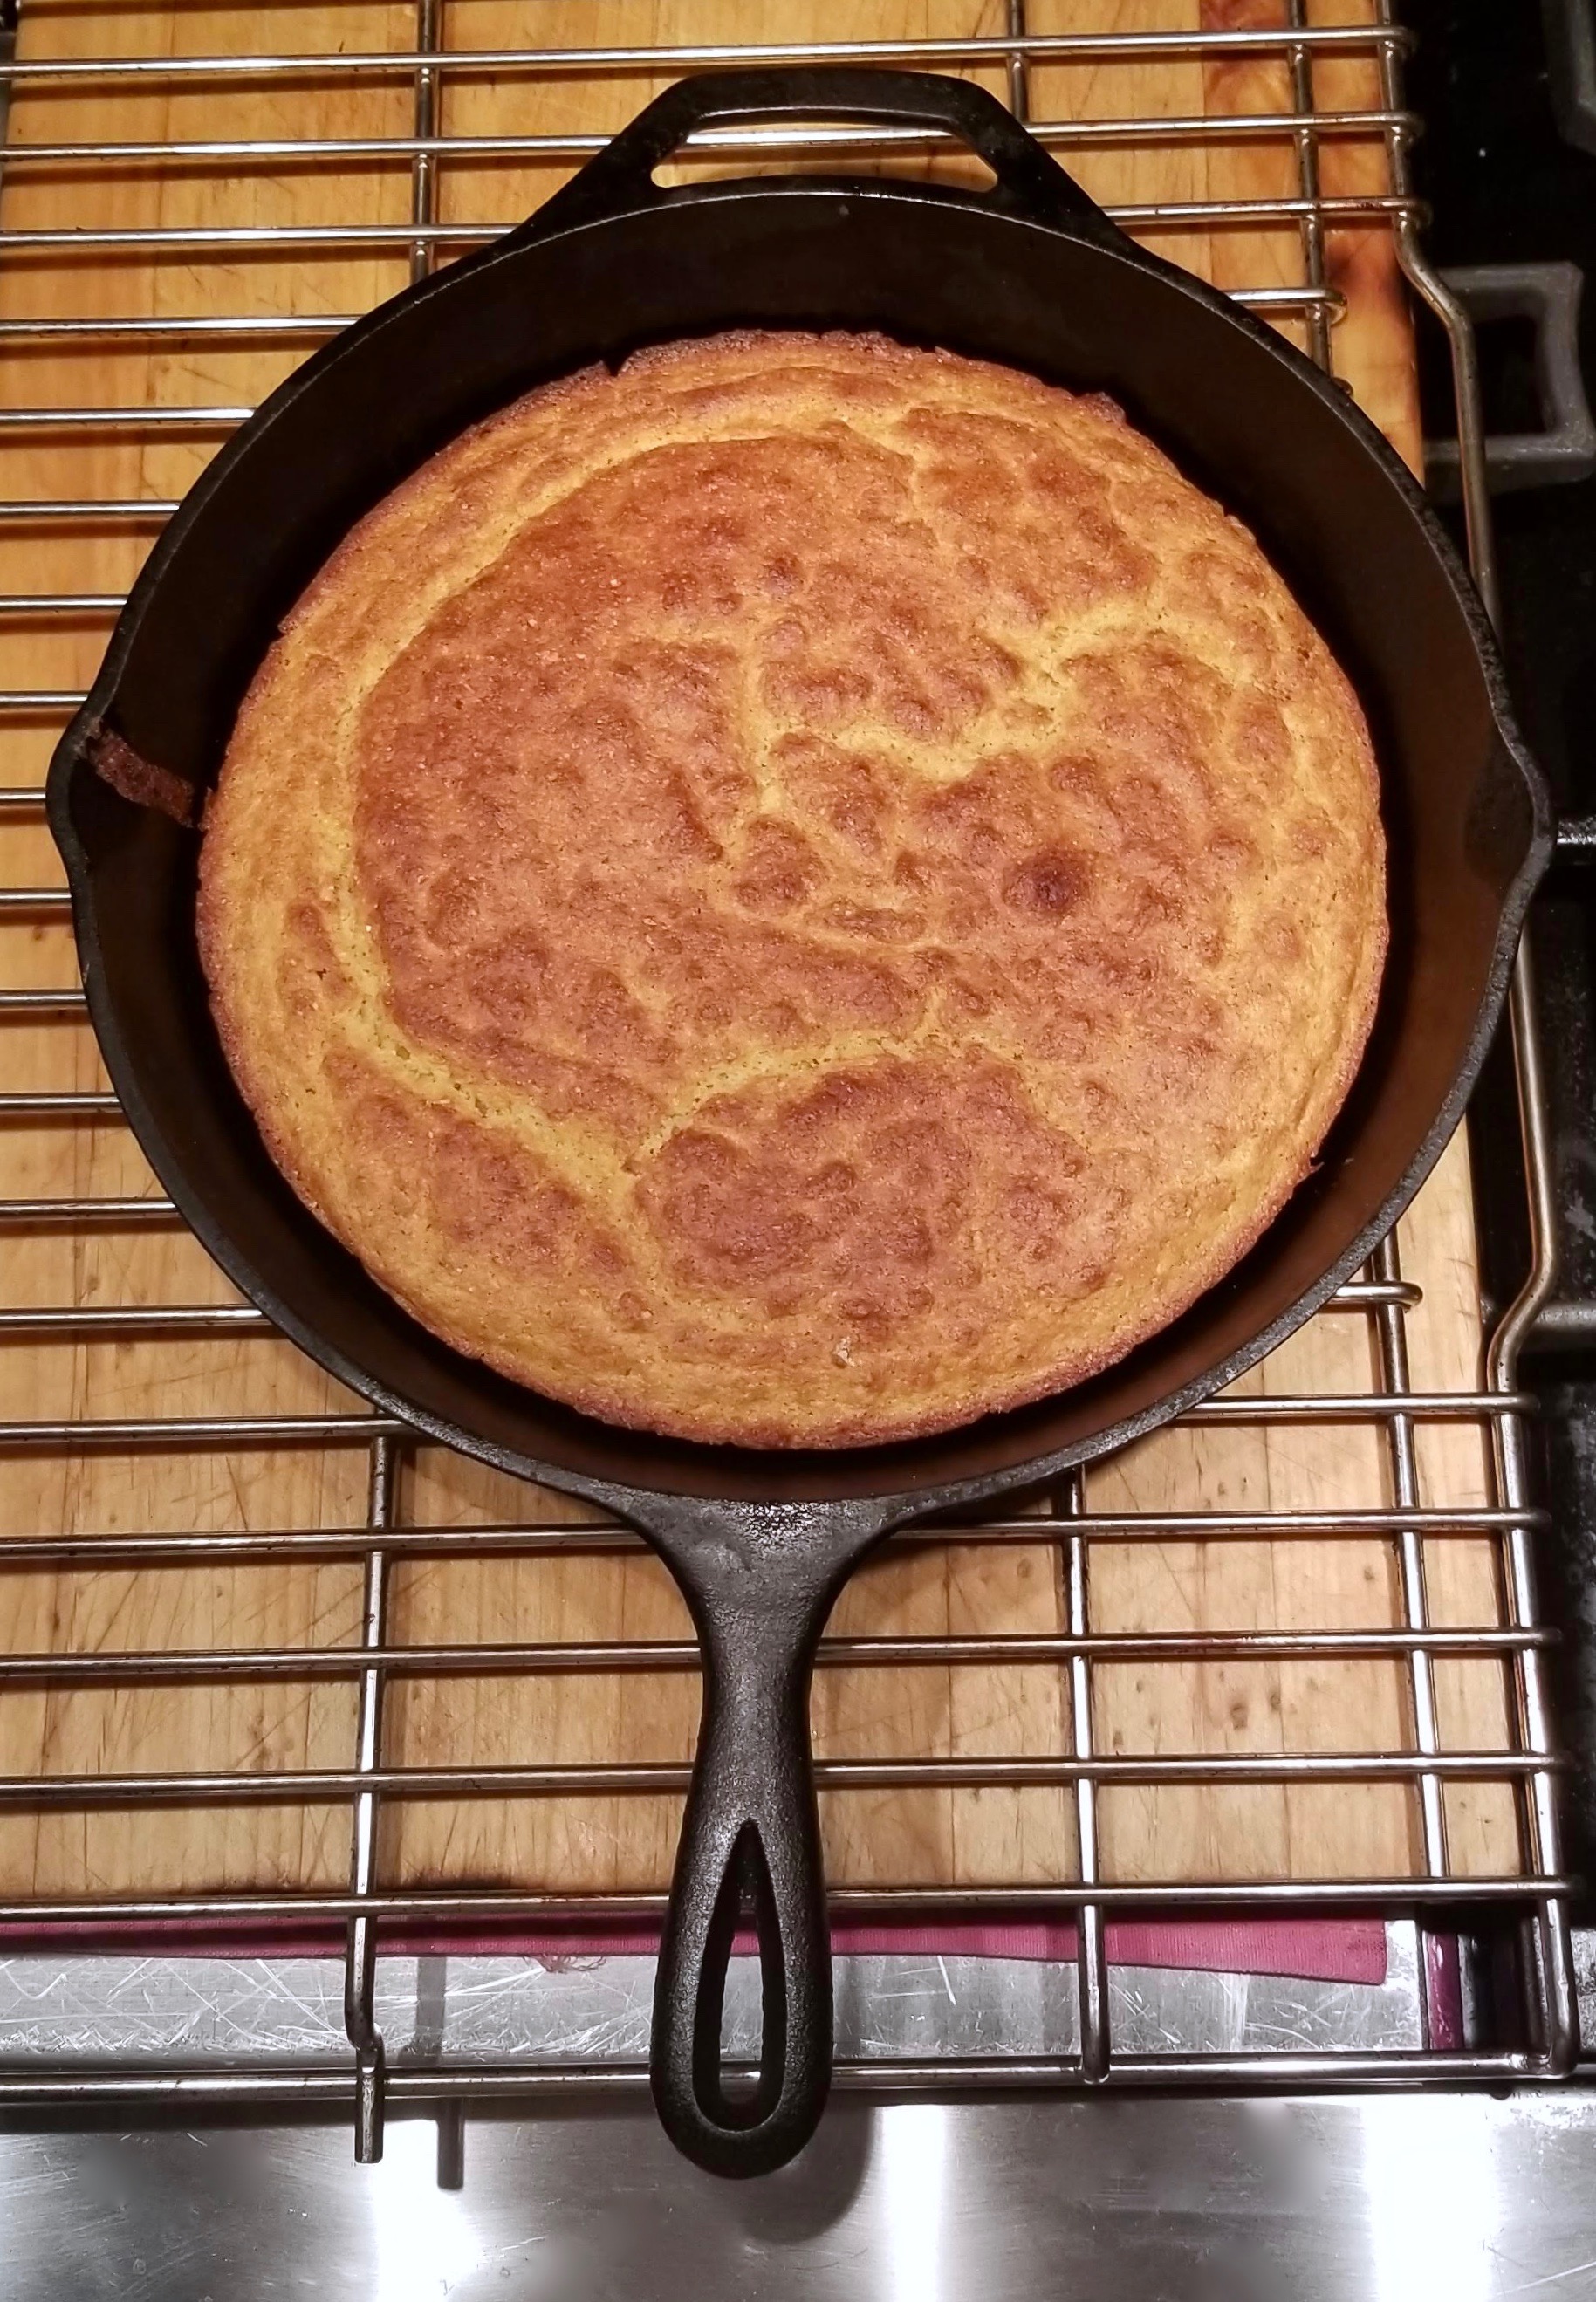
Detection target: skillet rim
<box><xmin>46</xmin><ymin>158</ymin><xmax>1553</xmax><ymax>1527</ymax></box>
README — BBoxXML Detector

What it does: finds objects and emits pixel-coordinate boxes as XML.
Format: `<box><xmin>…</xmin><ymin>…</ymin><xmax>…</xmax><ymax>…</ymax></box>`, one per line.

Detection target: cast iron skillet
<box><xmin>50</xmin><ymin>66</ymin><xmax>1549</xmax><ymax>2176</ymax></box>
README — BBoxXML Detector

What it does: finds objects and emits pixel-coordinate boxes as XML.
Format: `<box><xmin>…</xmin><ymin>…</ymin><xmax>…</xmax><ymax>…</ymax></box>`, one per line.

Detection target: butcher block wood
<box><xmin>0</xmin><ymin>0</ymin><xmax>1523</xmax><ymax>1912</ymax></box>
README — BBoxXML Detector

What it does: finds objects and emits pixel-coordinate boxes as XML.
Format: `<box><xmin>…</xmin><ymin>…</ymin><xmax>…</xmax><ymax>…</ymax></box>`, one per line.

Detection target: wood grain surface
<box><xmin>0</xmin><ymin>0</ymin><xmax>1523</xmax><ymax>1909</ymax></box>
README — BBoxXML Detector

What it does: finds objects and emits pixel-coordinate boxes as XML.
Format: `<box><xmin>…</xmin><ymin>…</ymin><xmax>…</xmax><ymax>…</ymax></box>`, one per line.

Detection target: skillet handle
<box><xmin>638</xmin><ymin>1497</ymin><xmax>886</xmax><ymax>2178</ymax></box>
<box><xmin>528</xmin><ymin>65</ymin><xmax>1116</xmax><ymax>238</ymax></box>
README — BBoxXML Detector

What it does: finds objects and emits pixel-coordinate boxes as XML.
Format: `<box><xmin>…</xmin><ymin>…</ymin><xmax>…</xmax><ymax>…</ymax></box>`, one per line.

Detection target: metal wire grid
<box><xmin>0</xmin><ymin>0</ymin><xmax>1577</xmax><ymax>2146</ymax></box>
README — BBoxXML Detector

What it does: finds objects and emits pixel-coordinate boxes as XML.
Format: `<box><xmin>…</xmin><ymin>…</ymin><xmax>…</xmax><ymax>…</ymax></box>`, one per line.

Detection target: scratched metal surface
<box><xmin>0</xmin><ymin>1930</ymin><xmax>1422</xmax><ymax>2064</ymax></box>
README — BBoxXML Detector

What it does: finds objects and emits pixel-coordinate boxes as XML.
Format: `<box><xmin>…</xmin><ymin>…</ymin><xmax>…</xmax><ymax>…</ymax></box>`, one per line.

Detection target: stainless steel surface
<box><xmin>0</xmin><ymin>0</ymin><xmax>1576</xmax><ymax>2159</ymax></box>
<box><xmin>0</xmin><ymin>2048</ymin><xmax>1558</xmax><ymax>2103</ymax></box>
<box><xmin>5</xmin><ymin>2090</ymin><xmax>1596</xmax><ymax>2300</ymax></box>
<box><xmin>1286</xmin><ymin>0</ymin><xmax>1332</xmax><ymax>371</ymax></box>
<box><xmin>0</xmin><ymin>1506</ymin><xmax>1546</xmax><ymax>1559</ymax></box>
<box><xmin>0</xmin><ymin>107</ymin><xmax>1412</xmax><ymax>174</ymax></box>
<box><xmin>0</xmin><ymin>193</ymin><xmax>1404</xmax><ymax>230</ymax></box>
<box><xmin>0</xmin><ymin>1750</ymin><xmax>1559</xmax><ymax>1804</ymax></box>
<box><xmin>0</xmin><ymin>1394</ymin><xmax>1549</xmax><ymax>1434</ymax></box>
<box><xmin>0</xmin><ymin>24</ymin><xmax>1419</xmax><ymax>74</ymax></box>
<box><xmin>1373</xmin><ymin>1234</ymin><xmax>1449</xmax><ymax>1878</ymax></box>
<box><xmin>0</xmin><ymin>1878</ymin><xmax>1562</xmax><ymax>1925</ymax></box>
<box><xmin>1061</xmin><ymin>1481</ymin><xmax>1107</xmax><ymax>2081</ymax></box>
<box><xmin>347</xmin><ymin>1438</ymin><xmax>396</xmax><ymax>2164</ymax></box>
<box><xmin>0</xmin><ymin>1929</ymin><xmax>1425</xmax><ymax>2064</ymax></box>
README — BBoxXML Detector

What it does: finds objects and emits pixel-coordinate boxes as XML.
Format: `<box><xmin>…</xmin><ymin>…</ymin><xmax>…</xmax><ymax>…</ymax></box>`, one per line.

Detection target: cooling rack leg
<box><xmin>410</xmin><ymin>0</ymin><xmax>439</xmax><ymax>286</ymax></box>
<box><xmin>1055</xmin><ymin>1476</ymin><xmax>1109</xmax><ymax>2083</ymax></box>
<box><xmin>1378</xmin><ymin>0</ymin><xmax>1578</xmax><ymax>2073</ymax></box>
<box><xmin>436</xmin><ymin>2103</ymin><xmax>465</xmax><ymax>2190</ymax></box>
<box><xmin>345</xmin><ymin>1435</ymin><xmax>399</xmax><ymax>2159</ymax></box>
<box><xmin>342</xmin><ymin>0</ymin><xmax>442</xmax><ymax>2159</ymax></box>
<box><xmin>1285</xmin><ymin>0</ymin><xmax>1332</xmax><ymax>373</ymax></box>
<box><xmin>1005</xmin><ymin>0</ymin><xmax>1029</xmax><ymax>121</ymax></box>
<box><xmin>1370</xmin><ymin>1234</ymin><xmax>1450</xmax><ymax>1881</ymax></box>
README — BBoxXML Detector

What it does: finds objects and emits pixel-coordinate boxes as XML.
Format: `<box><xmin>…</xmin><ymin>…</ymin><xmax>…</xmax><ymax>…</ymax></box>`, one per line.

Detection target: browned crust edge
<box><xmin>197</xmin><ymin>328</ymin><xmax>1388</xmax><ymax>1452</ymax></box>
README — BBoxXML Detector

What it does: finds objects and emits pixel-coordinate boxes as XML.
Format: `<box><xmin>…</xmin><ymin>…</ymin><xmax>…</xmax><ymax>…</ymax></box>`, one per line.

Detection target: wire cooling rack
<box><xmin>0</xmin><ymin>0</ymin><xmax>1576</xmax><ymax>2151</ymax></box>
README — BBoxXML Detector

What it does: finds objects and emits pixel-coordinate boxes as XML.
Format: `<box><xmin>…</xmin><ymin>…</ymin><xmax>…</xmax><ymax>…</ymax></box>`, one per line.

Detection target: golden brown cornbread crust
<box><xmin>198</xmin><ymin>331</ymin><xmax>1386</xmax><ymax>1449</ymax></box>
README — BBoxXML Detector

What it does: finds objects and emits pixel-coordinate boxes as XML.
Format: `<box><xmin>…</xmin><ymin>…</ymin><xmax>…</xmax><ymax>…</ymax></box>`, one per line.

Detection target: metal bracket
<box><xmin>1425</xmin><ymin>261</ymin><xmax>1596</xmax><ymax>496</ymax></box>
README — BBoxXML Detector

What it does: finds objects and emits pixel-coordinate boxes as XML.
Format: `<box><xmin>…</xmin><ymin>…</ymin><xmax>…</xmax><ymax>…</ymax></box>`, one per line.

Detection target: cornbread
<box><xmin>198</xmin><ymin>331</ymin><xmax>1386</xmax><ymax>1449</ymax></box>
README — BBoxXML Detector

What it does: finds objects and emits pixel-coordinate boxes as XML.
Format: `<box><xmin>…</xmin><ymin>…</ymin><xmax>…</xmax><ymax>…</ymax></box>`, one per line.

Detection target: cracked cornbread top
<box><xmin>199</xmin><ymin>331</ymin><xmax>1386</xmax><ymax>1448</ymax></box>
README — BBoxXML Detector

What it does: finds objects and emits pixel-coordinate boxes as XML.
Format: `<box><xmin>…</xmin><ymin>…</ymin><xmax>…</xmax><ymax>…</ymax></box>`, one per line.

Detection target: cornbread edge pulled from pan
<box><xmin>199</xmin><ymin>331</ymin><xmax>1387</xmax><ymax>1449</ymax></box>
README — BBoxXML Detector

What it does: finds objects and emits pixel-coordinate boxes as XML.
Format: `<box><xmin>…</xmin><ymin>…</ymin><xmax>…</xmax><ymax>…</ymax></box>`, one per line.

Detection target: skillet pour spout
<box><xmin>49</xmin><ymin>64</ymin><xmax>1549</xmax><ymax>2179</ymax></box>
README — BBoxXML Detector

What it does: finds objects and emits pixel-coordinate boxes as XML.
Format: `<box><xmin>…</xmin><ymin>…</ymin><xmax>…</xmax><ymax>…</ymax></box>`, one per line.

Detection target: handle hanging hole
<box><xmin>692</xmin><ymin>1819</ymin><xmax>788</xmax><ymax>2130</ymax></box>
<box><xmin>648</xmin><ymin>127</ymin><xmax>997</xmax><ymax>195</ymax></box>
